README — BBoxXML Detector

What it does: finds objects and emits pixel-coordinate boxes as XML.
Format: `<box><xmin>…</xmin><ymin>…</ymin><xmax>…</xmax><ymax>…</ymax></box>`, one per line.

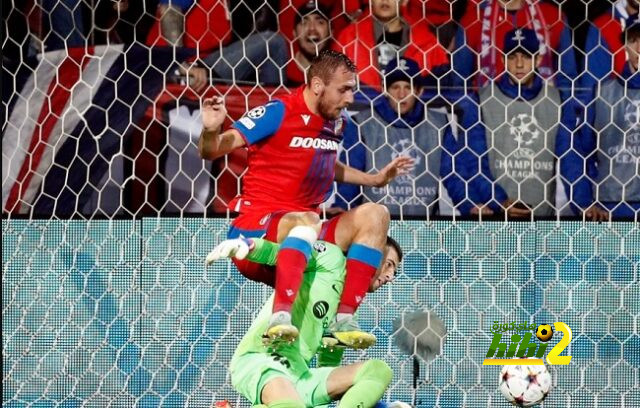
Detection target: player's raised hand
<box><xmin>373</xmin><ymin>156</ymin><xmax>415</xmax><ymax>187</ymax></box>
<box><xmin>201</xmin><ymin>96</ymin><xmax>227</xmax><ymax>131</ymax></box>
<box><xmin>205</xmin><ymin>238</ymin><xmax>252</xmax><ymax>265</ymax></box>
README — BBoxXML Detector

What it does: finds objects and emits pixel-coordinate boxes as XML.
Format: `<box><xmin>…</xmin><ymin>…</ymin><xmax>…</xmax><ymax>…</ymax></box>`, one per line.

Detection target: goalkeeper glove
<box><xmin>205</xmin><ymin>237</ymin><xmax>254</xmax><ymax>265</ymax></box>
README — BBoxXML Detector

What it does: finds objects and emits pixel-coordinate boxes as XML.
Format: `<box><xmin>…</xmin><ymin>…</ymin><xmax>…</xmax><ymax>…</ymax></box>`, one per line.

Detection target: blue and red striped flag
<box><xmin>2</xmin><ymin>44</ymin><xmax>185</xmax><ymax>216</ymax></box>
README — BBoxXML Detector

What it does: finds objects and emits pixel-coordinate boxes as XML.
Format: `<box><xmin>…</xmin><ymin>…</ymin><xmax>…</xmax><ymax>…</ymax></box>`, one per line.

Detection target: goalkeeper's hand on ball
<box><xmin>205</xmin><ymin>238</ymin><xmax>253</xmax><ymax>265</ymax></box>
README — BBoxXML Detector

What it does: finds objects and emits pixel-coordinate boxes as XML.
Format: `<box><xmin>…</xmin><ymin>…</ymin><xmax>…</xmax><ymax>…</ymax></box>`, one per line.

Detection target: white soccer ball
<box><xmin>499</xmin><ymin>363</ymin><xmax>552</xmax><ymax>407</ymax></box>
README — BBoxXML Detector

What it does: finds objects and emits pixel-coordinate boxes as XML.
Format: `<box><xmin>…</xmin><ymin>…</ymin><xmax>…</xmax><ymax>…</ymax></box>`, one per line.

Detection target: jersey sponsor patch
<box><xmin>313</xmin><ymin>242</ymin><xmax>327</xmax><ymax>253</ymax></box>
<box><xmin>247</xmin><ymin>106</ymin><xmax>266</xmax><ymax>119</ymax></box>
<box><xmin>289</xmin><ymin>136</ymin><xmax>339</xmax><ymax>151</ymax></box>
<box><xmin>238</xmin><ymin>117</ymin><xmax>255</xmax><ymax>129</ymax></box>
<box><xmin>312</xmin><ymin>301</ymin><xmax>329</xmax><ymax>319</ymax></box>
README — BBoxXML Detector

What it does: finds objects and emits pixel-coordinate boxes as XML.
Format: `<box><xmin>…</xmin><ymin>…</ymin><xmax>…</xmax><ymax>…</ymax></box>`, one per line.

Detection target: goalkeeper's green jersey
<box><xmin>230</xmin><ymin>239</ymin><xmax>347</xmax><ymax>378</ymax></box>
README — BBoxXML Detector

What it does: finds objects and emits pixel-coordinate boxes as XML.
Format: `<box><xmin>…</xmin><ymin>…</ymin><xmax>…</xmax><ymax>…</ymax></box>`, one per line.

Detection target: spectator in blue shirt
<box><xmin>459</xmin><ymin>28</ymin><xmax>588</xmax><ymax>218</ymax></box>
<box><xmin>580</xmin><ymin>0</ymin><xmax>639</xmax><ymax>105</ymax></box>
<box><xmin>335</xmin><ymin>57</ymin><xmax>475</xmax><ymax>217</ymax></box>
<box><xmin>581</xmin><ymin>18</ymin><xmax>640</xmax><ymax>220</ymax></box>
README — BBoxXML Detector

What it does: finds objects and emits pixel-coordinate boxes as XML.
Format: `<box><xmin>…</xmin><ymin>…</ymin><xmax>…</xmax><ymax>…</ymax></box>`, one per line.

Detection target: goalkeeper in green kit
<box><xmin>206</xmin><ymin>235</ymin><xmax>402</xmax><ymax>408</ymax></box>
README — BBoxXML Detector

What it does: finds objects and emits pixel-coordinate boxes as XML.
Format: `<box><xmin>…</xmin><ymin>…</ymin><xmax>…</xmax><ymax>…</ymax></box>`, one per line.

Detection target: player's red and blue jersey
<box><xmin>227</xmin><ymin>86</ymin><xmax>345</xmax><ymax>238</ymax></box>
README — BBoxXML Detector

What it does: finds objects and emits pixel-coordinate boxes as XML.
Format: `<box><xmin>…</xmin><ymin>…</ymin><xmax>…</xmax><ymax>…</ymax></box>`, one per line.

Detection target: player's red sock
<box><xmin>273</xmin><ymin>226</ymin><xmax>317</xmax><ymax>313</ymax></box>
<box><xmin>338</xmin><ymin>244</ymin><xmax>383</xmax><ymax>314</ymax></box>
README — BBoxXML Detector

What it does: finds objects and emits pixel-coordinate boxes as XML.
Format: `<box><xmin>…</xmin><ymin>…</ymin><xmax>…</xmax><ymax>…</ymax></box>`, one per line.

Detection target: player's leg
<box><xmin>226</xmin><ymin>213</ymin><xmax>279</xmax><ymax>287</ymax></box>
<box><xmin>232</xmin><ymin>258</ymin><xmax>275</xmax><ymax>287</ymax></box>
<box><xmin>326</xmin><ymin>360</ymin><xmax>393</xmax><ymax>408</ymax></box>
<box><xmin>324</xmin><ymin>203</ymin><xmax>390</xmax><ymax>347</ymax></box>
<box><xmin>260</xmin><ymin>377</ymin><xmax>305</xmax><ymax>408</ymax></box>
<box><xmin>265</xmin><ymin>211</ymin><xmax>322</xmax><ymax>342</ymax></box>
<box><xmin>297</xmin><ymin>360</ymin><xmax>393</xmax><ymax>408</ymax></box>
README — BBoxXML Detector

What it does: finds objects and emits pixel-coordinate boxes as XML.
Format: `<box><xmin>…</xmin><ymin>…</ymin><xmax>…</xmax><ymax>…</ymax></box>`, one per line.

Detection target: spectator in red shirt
<box><xmin>285</xmin><ymin>2</ymin><xmax>333</xmax><ymax>86</ymax></box>
<box><xmin>334</xmin><ymin>0</ymin><xmax>449</xmax><ymax>90</ymax></box>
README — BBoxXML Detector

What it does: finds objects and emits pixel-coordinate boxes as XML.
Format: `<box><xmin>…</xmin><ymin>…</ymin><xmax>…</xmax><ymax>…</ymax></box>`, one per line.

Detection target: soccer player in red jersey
<box><xmin>199</xmin><ymin>50</ymin><xmax>413</xmax><ymax>348</ymax></box>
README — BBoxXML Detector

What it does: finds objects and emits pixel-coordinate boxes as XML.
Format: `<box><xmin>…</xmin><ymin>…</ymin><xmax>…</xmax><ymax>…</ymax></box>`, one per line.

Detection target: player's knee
<box><xmin>283</xmin><ymin>211</ymin><xmax>321</xmax><ymax>229</ymax></box>
<box><xmin>357</xmin><ymin>203</ymin><xmax>390</xmax><ymax>228</ymax></box>
<box><xmin>355</xmin><ymin>359</ymin><xmax>393</xmax><ymax>388</ymax></box>
<box><xmin>265</xmin><ymin>399</ymin><xmax>305</xmax><ymax>408</ymax></box>
<box><xmin>297</xmin><ymin>211</ymin><xmax>322</xmax><ymax>227</ymax></box>
<box><xmin>289</xmin><ymin>212</ymin><xmax>322</xmax><ymax>235</ymax></box>
<box><xmin>278</xmin><ymin>212</ymin><xmax>321</xmax><ymax>241</ymax></box>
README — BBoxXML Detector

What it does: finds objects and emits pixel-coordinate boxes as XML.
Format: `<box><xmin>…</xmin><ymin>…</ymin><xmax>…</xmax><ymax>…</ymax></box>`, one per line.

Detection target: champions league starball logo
<box><xmin>624</xmin><ymin>100</ymin><xmax>640</xmax><ymax>133</ymax></box>
<box><xmin>509</xmin><ymin>113</ymin><xmax>540</xmax><ymax>159</ymax></box>
<box><xmin>612</xmin><ymin>99</ymin><xmax>640</xmax><ymax>159</ymax></box>
<box><xmin>390</xmin><ymin>139</ymin><xmax>421</xmax><ymax>184</ymax></box>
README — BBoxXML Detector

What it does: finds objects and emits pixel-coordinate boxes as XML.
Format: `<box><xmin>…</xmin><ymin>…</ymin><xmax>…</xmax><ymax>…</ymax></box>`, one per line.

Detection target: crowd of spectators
<box><xmin>3</xmin><ymin>0</ymin><xmax>639</xmax><ymax>220</ymax></box>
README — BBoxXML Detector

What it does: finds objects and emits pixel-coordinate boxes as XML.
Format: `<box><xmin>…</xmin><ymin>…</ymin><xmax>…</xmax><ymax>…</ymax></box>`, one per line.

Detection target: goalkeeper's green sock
<box><xmin>338</xmin><ymin>359</ymin><xmax>393</xmax><ymax>408</ymax></box>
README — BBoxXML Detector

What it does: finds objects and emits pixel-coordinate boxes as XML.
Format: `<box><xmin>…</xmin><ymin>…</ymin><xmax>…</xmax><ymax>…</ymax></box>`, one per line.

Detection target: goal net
<box><xmin>3</xmin><ymin>1</ymin><xmax>639</xmax><ymax>407</ymax></box>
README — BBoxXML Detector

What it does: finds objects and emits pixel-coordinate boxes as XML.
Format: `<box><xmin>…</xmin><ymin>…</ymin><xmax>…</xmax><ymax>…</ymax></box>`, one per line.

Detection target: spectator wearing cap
<box><xmin>581</xmin><ymin>0</ymin><xmax>639</xmax><ymax>105</ymax></box>
<box><xmin>457</xmin><ymin>0</ymin><xmax>577</xmax><ymax>103</ymax></box>
<box><xmin>334</xmin><ymin>0</ymin><xmax>449</xmax><ymax>90</ymax></box>
<box><xmin>285</xmin><ymin>2</ymin><xmax>333</xmax><ymax>87</ymax></box>
<box><xmin>461</xmin><ymin>28</ymin><xmax>586</xmax><ymax>218</ymax></box>
<box><xmin>335</xmin><ymin>57</ymin><xmax>472</xmax><ymax>217</ymax></box>
<box><xmin>579</xmin><ymin>18</ymin><xmax>640</xmax><ymax>220</ymax></box>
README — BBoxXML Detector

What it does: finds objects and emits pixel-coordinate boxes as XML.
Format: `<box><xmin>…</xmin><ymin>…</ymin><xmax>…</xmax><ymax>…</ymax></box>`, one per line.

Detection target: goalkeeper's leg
<box><xmin>326</xmin><ymin>360</ymin><xmax>393</xmax><ymax>408</ymax></box>
<box><xmin>259</xmin><ymin>377</ymin><xmax>305</xmax><ymax>408</ymax></box>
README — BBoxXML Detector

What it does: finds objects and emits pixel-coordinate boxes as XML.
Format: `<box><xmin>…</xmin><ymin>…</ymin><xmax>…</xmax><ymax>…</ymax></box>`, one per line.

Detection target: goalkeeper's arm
<box><xmin>245</xmin><ymin>238</ymin><xmax>279</xmax><ymax>265</ymax></box>
<box><xmin>206</xmin><ymin>237</ymin><xmax>280</xmax><ymax>265</ymax></box>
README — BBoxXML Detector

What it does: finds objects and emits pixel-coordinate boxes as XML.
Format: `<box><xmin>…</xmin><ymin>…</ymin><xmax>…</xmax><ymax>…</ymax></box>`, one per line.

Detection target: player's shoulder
<box><xmin>238</xmin><ymin>99</ymin><xmax>286</xmax><ymax>128</ymax></box>
<box><xmin>246</xmin><ymin>99</ymin><xmax>286</xmax><ymax>118</ymax></box>
<box><xmin>273</xmin><ymin>86</ymin><xmax>305</xmax><ymax>108</ymax></box>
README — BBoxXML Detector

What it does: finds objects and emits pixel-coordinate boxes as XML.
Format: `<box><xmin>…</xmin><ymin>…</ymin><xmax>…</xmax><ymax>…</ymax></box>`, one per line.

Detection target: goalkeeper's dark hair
<box><xmin>307</xmin><ymin>49</ymin><xmax>357</xmax><ymax>84</ymax></box>
<box><xmin>386</xmin><ymin>236</ymin><xmax>403</xmax><ymax>263</ymax></box>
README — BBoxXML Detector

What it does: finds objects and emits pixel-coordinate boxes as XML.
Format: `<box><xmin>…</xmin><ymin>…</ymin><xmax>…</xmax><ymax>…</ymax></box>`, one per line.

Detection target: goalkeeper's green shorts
<box><xmin>230</xmin><ymin>352</ymin><xmax>334</xmax><ymax>407</ymax></box>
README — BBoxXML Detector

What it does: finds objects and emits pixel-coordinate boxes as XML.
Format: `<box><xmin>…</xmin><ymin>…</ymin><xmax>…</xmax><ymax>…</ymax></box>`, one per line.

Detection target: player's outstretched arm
<box><xmin>334</xmin><ymin>157</ymin><xmax>414</xmax><ymax>187</ymax></box>
<box><xmin>206</xmin><ymin>238</ymin><xmax>280</xmax><ymax>266</ymax></box>
<box><xmin>199</xmin><ymin>97</ymin><xmax>246</xmax><ymax>160</ymax></box>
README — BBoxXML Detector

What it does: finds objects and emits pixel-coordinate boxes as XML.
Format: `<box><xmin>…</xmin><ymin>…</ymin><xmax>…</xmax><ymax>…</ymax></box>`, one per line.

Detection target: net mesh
<box><xmin>2</xmin><ymin>0</ymin><xmax>640</xmax><ymax>407</ymax></box>
<box><xmin>3</xmin><ymin>219</ymin><xmax>639</xmax><ymax>407</ymax></box>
